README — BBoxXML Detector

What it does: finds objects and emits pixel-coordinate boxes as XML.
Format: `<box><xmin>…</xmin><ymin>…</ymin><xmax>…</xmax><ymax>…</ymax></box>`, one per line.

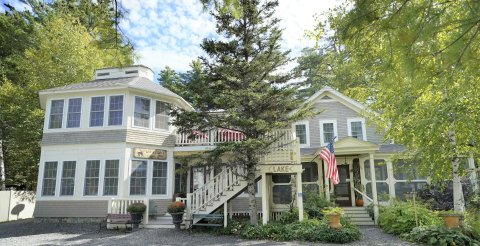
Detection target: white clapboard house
<box><xmin>34</xmin><ymin>65</ymin><xmax>479</xmax><ymax>228</ymax></box>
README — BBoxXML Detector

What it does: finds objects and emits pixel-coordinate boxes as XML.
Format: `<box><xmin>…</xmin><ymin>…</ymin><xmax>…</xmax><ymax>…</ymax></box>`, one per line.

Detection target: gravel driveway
<box><xmin>0</xmin><ymin>219</ymin><xmax>413</xmax><ymax>246</ymax></box>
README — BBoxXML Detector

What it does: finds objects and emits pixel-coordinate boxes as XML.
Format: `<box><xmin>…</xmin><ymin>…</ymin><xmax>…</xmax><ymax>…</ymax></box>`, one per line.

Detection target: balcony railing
<box><xmin>175</xmin><ymin>128</ymin><xmax>246</xmax><ymax>146</ymax></box>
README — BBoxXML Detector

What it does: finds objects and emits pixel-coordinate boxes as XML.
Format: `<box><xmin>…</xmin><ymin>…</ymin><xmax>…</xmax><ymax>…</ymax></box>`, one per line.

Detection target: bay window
<box><xmin>49</xmin><ymin>100</ymin><xmax>64</xmax><ymax>129</ymax></box>
<box><xmin>66</xmin><ymin>98</ymin><xmax>82</xmax><ymax>128</ymax></box>
<box><xmin>134</xmin><ymin>96</ymin><xmax>150</xmax><ymax>127</ymax></box>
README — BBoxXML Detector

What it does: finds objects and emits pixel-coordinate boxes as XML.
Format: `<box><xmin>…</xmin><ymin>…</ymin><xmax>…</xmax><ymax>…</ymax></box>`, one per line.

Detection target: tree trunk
<box><xmin>247</xmin><ymin>164</ymin><xmax>258</xmax><ymax>225</ymax></box>
<box><xmin>0</xmin><ymin>139</ymin><xmax>6</xmax><ymax>191</ymax></box>
<box><xmin>449</xmin><ymin>131</ymin><xmax>465</xmax><ymax>213</ymax></box>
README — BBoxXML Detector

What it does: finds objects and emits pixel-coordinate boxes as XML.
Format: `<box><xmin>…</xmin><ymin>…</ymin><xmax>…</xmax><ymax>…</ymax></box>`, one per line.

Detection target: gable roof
<box><xmin>305</xmin><ymin>86</ymin><xmax>366</xmax><ymax>113</ymax></box>
<box><xmin>39</xmin><ymin>76</ymin><xmax>193</xmax><ymax>110</ymax></box>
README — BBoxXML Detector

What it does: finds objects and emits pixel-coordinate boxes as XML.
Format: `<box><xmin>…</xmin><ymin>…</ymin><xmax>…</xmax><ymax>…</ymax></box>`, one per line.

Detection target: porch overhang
<box><xmin>312</xmin><ymin>137</ymin><xmax>380</xmax><ymax>157</ymax></box>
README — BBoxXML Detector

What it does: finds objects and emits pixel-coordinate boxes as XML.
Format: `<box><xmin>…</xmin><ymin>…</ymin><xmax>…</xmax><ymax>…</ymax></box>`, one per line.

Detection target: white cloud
<box><xmin>120</xmin><ymin>0</ymin><xmax>339</xmax><ymax>74</ymax></box>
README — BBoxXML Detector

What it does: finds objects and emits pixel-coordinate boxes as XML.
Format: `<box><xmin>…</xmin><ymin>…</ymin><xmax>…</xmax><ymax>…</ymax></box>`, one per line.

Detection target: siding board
<box><xmin>34</xmin><ymin>200</ymin><xmax>108</xmax><ymax>217</ymax></box>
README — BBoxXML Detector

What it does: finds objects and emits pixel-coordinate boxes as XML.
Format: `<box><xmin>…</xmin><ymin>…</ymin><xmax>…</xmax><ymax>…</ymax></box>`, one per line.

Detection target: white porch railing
<box><xmin>107</xmin><ymin>198</ymin><xmax>149</xmax><ymax>225</ymax></box>
<box><xmin>175</xmin><ymin>128</ymin><xmax>246</xmax><ymax>146</ymax></box>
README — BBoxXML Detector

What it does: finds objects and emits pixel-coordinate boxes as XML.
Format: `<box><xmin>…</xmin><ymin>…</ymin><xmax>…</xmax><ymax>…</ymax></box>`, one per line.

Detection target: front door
<box><xmin>334</xmin><ymin>165</ymin><xmax>352</xmax><ymax>206</ymax></box>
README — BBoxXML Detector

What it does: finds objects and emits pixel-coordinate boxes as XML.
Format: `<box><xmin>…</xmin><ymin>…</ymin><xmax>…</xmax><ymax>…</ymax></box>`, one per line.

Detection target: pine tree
<box><xmin>171</xmin><ymin>0</ymin><xmax>315</xmax><ymax>225</ymax></box>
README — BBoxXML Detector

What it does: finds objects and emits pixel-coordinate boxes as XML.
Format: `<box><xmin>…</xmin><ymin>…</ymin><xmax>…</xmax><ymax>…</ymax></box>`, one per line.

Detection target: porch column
<box><xmin>261</xmin><ymin>172</ymin><xmax>269</xmax><ymax>225</ymax></box>
<box><xmin>224</xmin><ymin>201</ymin><xmax>228</xmax><ymax>227</ymax></box>
<box><xmin>369</xmin><ymin>153</ymin><xmax>379</xmax><ymax>224</ymax></box>
<box><xmin>296</xmin><ymin>171</ymin><xmax>304</xmax><ymax>221</ymax></box>
<box><xmin>323</xmin><ymin>161</ymin><xmax>330</xmax><ymax>200</ymax></box>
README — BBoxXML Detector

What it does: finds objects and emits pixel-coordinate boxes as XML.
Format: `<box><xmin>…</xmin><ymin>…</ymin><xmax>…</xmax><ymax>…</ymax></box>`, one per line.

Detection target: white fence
<box><xmin>0</xmin><ymin>190</ymin><xmax>35</xmax><ymax>222</ymax></box>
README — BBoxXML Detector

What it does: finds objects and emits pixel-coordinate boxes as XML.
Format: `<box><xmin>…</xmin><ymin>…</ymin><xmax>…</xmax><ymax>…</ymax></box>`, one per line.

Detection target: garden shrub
<box><xmin>465</xmin><ymin>194</ymin><xmax>480</xmax><ymax>240</ymax></box>
<box><xmin>379</xmin><ymin>201</ymin><xmax>442</xmax><ymax>235</ymax></box>
<box><xmin>239</xmin><ymin>217</ymin><xmax>361</xmax><ymax>243</ymax></box>
<box><xmin>417</xmin><ymin>181</ymin><xmax>474</xmax><ymax>210</ymax></box>
<box><xmin>303</xmin><ymin>192</ymin><xmax>333</xmax><ymax>219</ymax></box>
<box><xmin>278</xmin><ymin>208</ymin><xmax>300</xmax><ymax>224</ymax></box>
<box><xmin>402</xmin><ymin>226</ymin><xmax>480</xmax><ymax>246</ymax></box>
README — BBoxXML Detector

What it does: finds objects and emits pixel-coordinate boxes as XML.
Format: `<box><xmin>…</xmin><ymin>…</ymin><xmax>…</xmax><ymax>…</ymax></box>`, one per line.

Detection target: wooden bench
<box><xmin>103</xmin><ymin>214</ymin><xmax>133</xmax><ymax>230</ymax></box>
<box><xmin>192</xmin><ymin>213</ymin><xmax>224</xmax><ymax>227</ymax></box>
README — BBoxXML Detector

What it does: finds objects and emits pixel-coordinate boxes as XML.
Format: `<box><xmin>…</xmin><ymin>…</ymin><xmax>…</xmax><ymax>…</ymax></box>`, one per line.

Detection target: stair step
<box><xmin>345</xmin><ymin>213</ymin><xmax>371</xmax><ymax>218</ymax></box>
<box><xmin>348</xmin><ymin>217</ymin><xmax>374</xmax><ymax>222</ymax></box>
<box><xmin>352</xmin><ymin>221</ymin><xmax>375</xmax><ymax>226</ymax></box>
<box><xmin>342</xmin><ymin>207</ymin><xmax>368</xmax><ymax>210</ymax></box>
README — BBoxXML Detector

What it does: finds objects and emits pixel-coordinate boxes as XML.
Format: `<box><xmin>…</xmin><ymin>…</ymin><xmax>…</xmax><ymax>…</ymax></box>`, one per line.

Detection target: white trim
<box><xmin>294</xmin><ymin>121</ymin><xmax>310</xmax><ymax>147</ymax></box>
<box><xmin>347</xmin><ymin>117</ymin><xmax>367</xmax><ymax>141</ymax></box>
<box><xmin>319</xmin><ymin>119</ymin><xmax>338</xmax><ymax>146</ymax></box>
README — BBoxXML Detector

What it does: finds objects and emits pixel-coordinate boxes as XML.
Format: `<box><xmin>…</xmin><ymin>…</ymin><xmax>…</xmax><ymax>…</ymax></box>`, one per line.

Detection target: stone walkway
<box><xmin>0</xmin><ymin>219</ymin><xmax>414</xmax><ymax>246</ymax></box>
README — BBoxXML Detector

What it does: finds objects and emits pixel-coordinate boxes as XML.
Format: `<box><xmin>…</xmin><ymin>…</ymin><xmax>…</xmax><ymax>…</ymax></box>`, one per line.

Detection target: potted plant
<box><xmin>322</xmin><ymin>207</ymin><xmax>344</xmax><ymax>229</ymax></box>
<box><xmin>355</xmin><ymin>198</ymin><xmax>364</xmax><ymax>207</ymax></box>
<box><xmin>438</xmin><ymin>210</ymin><xmax>462</xmax><ymax>229</ymax></box>
<box><xmin>127</xmin><ymin>202</ymin><xmax>147</xmax><ymax>229</ymax></box>
<box><xmin>167</xmin><ymin>201</ymin><xmax>186</xmax><ymax>229</ymax></box>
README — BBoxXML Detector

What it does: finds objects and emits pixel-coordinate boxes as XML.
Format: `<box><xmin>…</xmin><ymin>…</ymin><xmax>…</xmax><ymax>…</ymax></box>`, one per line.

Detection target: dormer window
<box><xmin>49</xmin><ymin>99</ymin><xmax>64</xmax><ymax>129</ymax></box>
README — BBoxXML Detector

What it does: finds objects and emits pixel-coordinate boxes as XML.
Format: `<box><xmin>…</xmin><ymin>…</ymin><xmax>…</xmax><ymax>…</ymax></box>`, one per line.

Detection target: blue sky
<box><xmin>1</xmin><ymin>0</ymin><xmax>339</xmax><ymax>74</ymax></box>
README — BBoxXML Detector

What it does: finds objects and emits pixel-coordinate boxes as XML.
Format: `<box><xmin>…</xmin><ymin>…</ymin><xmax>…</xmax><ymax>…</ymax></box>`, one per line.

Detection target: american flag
<box><xmin>319</xmin><ymin>141</ymin><xmax>339</xmax><ymax>185</ymax></box>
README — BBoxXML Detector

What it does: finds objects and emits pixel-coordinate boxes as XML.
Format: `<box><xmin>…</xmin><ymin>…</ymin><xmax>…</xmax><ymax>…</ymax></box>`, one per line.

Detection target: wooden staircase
<box><xmin>343</xmin><ymin>207</ymin><xmax>375</xmax><ymax>226</ymax></box>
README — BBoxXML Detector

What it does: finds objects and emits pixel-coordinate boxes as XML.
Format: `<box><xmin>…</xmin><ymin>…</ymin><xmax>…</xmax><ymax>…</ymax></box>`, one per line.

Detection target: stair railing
<box><xmin>353</xmin><ymin>187</ymin><xmax>373</xmax><ymax>202</ymax></box>
<box><xmin>186</xmin><ymin>165</ymin><xmax>246</xmax><ymax>218</ymax></box>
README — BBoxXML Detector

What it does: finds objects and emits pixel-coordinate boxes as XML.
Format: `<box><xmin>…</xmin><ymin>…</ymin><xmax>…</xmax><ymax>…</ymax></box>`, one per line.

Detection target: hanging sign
<box><xmin>133</xmin><ymin>148</ymin><xmax>167</xmax><ymax>160</ymax></box>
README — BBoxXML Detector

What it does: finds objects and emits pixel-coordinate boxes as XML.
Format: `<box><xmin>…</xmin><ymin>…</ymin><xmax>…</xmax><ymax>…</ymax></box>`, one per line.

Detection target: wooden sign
<box><xmin>133</xmin><ymin>148</ymin><xmax>167</xmax><ymax>160</ymax></box>
<box><xmin>268</xmin><ymin>165</ymin><xmax>294</xmax><ymax>173</ymax></box>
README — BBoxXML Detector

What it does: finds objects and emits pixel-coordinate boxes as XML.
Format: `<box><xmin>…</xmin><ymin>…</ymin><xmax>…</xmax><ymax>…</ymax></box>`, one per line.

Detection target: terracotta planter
<box><xmin>441</xmin><ymin>214</ymin><xmax>461</xmax><ymax>229</ymax></box>
<box><xmin>327</xmin><ymin>213</ymin><xmax>342</xmax><ymax>229</ymax></box>
<box><xmin>355</xmin><ymin>199</ymin><xmax>364</xmax><ymax>207</ymax></box>
<box><xmin>170</xmin><ymin>212</ymin><xmax>184</xmax><ymax>229</ymax></box>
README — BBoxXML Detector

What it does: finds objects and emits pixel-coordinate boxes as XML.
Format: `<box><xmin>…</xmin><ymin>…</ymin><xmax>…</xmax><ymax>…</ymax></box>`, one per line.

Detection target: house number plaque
<box><xmin>133</xmin><ymin>148</ymin><xmax>167</xmax><ymax>160</ymax></box>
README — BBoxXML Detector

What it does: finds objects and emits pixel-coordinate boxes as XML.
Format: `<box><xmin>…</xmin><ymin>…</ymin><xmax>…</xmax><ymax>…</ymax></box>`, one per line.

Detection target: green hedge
<box><xmin>379</xmin><ymin>201</ymin><xmax>442</xmax><ymax>235</ymax></box>
<box><xmin>402</xmin><ymin>226</ymin><xmax>480</xmax><ymax>246</ymax></box>
<box><xmin>239</xmin><ymin>218</ymin><xmax>361</xmax><ymax>243</ymax></box>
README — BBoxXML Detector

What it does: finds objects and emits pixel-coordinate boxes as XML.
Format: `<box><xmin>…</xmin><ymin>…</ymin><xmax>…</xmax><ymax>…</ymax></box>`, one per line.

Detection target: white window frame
<box><xmin>60</xmin><ymin>161</ymin><xmax>76</xmax><ymax>196</ymax></box>
<box><xmin>347</xmin><ymin>118</ymin><xmax>367</xmax><ymax>141</ymax></box>
<box><xmin>128</xmin><ymin>159</ymin><xmax>171</xmax><ymax>198</ymax></box>
<box><xmin>41</xmin><ymin>161</ymin><xmax>59</xmax><ymax>196</ymax></box>
<box><xmin>294</xmin><ymin>121</ymin><xmax>310</xmax><ymax>147</ymax></box>
<box><xmin>154</xmin><ymin>100</ymin><xmax>170</xmax><ymax>131</ymax></box>
<box><xmin>103</xmin><ymin>159</ymin><xmax>120</xmax><ymax>196</ymax></box>
<box><xmin>107</xmin><ymin>94</ymin><xmax>125</xmax><ymax>126</ymax></box>
<box><xmin>319</xmin><ymin>119</ymin><xmax>338</xmax><ymax>146</ymax></box>
<box><xmin>47</xmin><ymin>98</ymin><xmax>66</xmax><ymax>130</ymax></box>
<box><xmin>132</xmin><ymin>96</ymin><xmax>152</xmax><ymax>129</ymax></box>
<box><xmin>83</xmin><ymin>160</ymin><xmax>101</xmax><ymax>196</ymax></box>
<box><xmin>66</xmin><ymin>97</ymin><xmax>83</xmax><ymax>128</ymax></box>
<box><xmin>151</xmin><ymin>161</ymin><xmax>168</xmax><ymax>195</ymax></box>
<box><xmin>89</xmin><ymin>95</ymin><xmax>107</xmax><ymax>128</ymax></box>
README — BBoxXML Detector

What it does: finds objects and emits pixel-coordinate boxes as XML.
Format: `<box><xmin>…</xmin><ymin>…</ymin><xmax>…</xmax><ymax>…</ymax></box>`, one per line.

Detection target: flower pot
<box><xmin>327</xmin><ymin>213</ymin><xmax>342</xmax><ymax>229</ymax></box>
<box><xmin>441</xmin><ymin>214</ymin><xmax>461</xmax><ymax>229</ymax></box>
<box><xmin>170</xmin><ymin>212</ymin><xmax>184</xmax><ymax>229</ymax></box>
<box><xmin>355</xmin><ymin>199</ymin><xmax>364</xmax><ymax>207</ymax></box>
<box><xmin>130</xmin><ymin>213</ymin><xmax>143</xmax><ymax>229</ymax></box>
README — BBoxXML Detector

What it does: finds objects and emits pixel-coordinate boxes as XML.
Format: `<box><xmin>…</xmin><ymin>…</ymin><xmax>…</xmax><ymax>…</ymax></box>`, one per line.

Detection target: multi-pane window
<box><xmin>42</xmin><ymin>162</ymin><xmax>58</xmax><ymax>196</ymax></box>
<box><xmin>90</xmin><ymin>96</ymin><xmax>105</xmax><ymax>127</ymax></box>
<box><xmin>302</xmin><ymin>162</ymin><xmax>319</xmax><ymax>196</ymax></box>
<box><xmin>295</xmin><ymin>124</ymin><xmax>307</xmax><ymax>144</ymax></box>
<box><xmin>134</xmin><ymin>97</ymin><xmax>150</xmax><ymax>127</ymax></box>
<box><xmin>84</xmin><ymin>160</ymin><xmax>100</xmax><ymax>196</ymax></box>
<box><xmin>152</xmin><ymin>161</ymin><xmax>168</xmax><ymax>195</ymax></box>
<box><xmin>60</xmin><ymin>161</ymin><xmax>76</xmax><ymax>196</ymax></box>
<box><xmin>103</xmin><ymin>160</ymin><xmax>119</xmax><ymax>196</ymax></box>
<box><xmin>49</xmin><ymin>100</ymin><xmax>64</xmax><ymax>129</ymax></box>
<box><xmin>272</xmin><ymin>174</ymin><xmax>292</xmax><ymax>204</ymax></box>
<box><xmin>108</xmin><ymin>95</ymin><xmax>123</xmax><ymax>126</ymax></box>
<box><xmin>322</xmin><ymin>122</ymin><xmax>335</xmax><ymax>144</ymax></box>
<box><xmin>67</xmin><ymin>98</ymin><xmax>82</xmax><ymax>128</ymax></box>
<box><xmin>350</xmin><ymin>121</ymin><xmax>363</xmax><ymax>140</ymax></box>
<box><xmin>155</xmin><ymin>101</ymin><xmax>169</xmax><ymax>130</ymax></box>
<box><xmin>130</xmin><ymin>160</ymin><xmax>147</xmax><ymax>195</ymax></box>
